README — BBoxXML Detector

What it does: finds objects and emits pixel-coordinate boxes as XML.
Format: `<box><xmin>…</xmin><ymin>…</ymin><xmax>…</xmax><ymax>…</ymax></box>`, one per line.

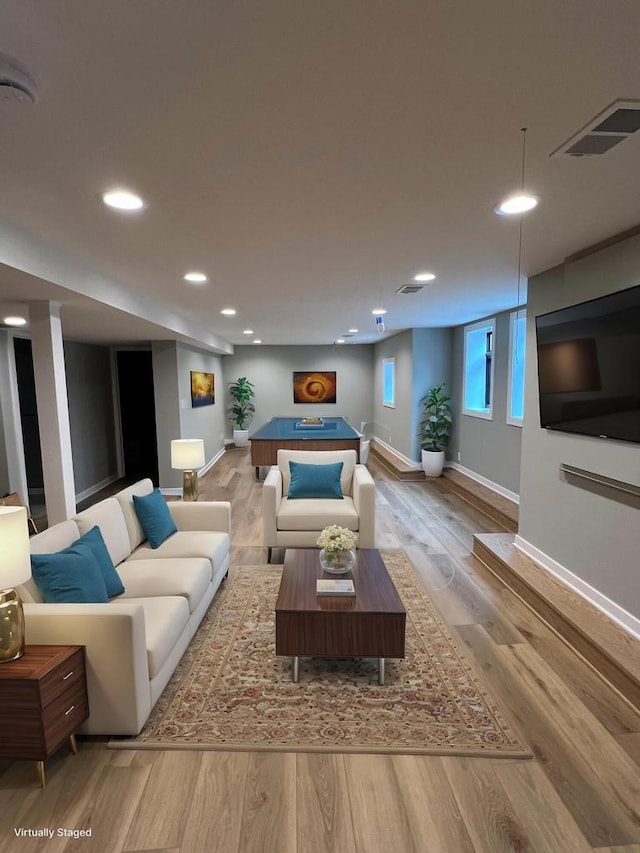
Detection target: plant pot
<box><xmin>233</xmin><ymin>428</ymin><xmax>249</xmax><ymax>447</ymax></box>
<box><xmin>421</xmin><ymin>449</ymin><xmax>445</xmax><ymax>478</ymax></box>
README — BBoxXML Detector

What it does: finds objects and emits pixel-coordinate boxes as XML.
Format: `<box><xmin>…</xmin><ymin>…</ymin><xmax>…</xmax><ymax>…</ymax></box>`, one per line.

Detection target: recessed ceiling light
<box><xmin>102</xmin><ymin>189</ymin><xmax>145</xmax><ymax>211</ymax></box>
<box><xmin>3</xmin><ymin>315</ymin><xmax>26</xmax><ymax>326</ymax></box>
<box><xmin>253</xmin><ymin>339</ymin><xmax>262</xmax><ymax>344</ymax></box>
<box><xmin>413</xmin><ymin>272</ymin><xmax>436</xmax><ymax>282</ymax></box>
<box><xmin>221</xmin><ymin>308</ymin><xmax>236</xmax><ymax>316</ymax></box>
<box><xmin>372</xmin><ymin>307</ymin><xmax>387</xmax><ymax>315</ymax></box>
<box><xmin>335</xmin><ymin>339</ymin><xmax>345</xmax><ymax>344</ymax></box>
<box><xmin>184</xmin><ymin>271</ymin><xmax>208</xmax><ymax>284</ymax></box>
<box><xmin>243</xmin><ymin>329</ymin><xmax>254</xmax><ymax>335</ymax></box>
<box><xmin>494</xmin><ymin>193</ymin><xmax>539</xmax><ymax>215</ymax></box>
<box><xmin>348</xmin><ymin>328</ymin><xmax>358</xmax><ymax>334</ymax></box>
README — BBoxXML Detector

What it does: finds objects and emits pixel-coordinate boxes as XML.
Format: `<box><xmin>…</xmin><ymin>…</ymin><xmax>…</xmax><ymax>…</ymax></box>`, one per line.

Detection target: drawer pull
<box><xmin>62</xmin><ymin>670</ymin><xmax>74</xmax><ymax>681</ymax></box>
<box><xmin>64</xmin><ymin>705</ymin><xmax>76</xmax><ymax>716</ymax></box>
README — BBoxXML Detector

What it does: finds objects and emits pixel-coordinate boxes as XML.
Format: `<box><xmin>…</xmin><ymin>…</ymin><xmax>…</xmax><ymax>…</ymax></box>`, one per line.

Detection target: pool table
<box><xmin>249</xmin><ymin>417</ymin><xmax>361</xmax><ymax>475</ymax></box>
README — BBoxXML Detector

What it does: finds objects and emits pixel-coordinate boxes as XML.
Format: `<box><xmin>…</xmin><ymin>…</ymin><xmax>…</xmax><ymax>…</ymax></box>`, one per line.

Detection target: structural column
<box><xmin>29</xmin><ymin>301</ymin><xmax>76</xmax><ymax>523</ymax></box>
<box><xmin>0</xmin><ymin>330</ymin><xmax>29</xmax><ymax>500</ymax></box>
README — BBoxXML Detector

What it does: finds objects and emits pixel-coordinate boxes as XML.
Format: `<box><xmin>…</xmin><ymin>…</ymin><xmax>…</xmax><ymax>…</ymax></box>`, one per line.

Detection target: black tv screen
<box><xmin>535</xmin><ymin>283</ymin><xmax>640</xmax><ymax>444</ymax></box>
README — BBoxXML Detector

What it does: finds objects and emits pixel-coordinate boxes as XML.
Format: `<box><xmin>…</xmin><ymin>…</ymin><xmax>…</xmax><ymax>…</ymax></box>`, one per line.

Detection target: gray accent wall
<box><xmin>222</xmin><ymin>345</ymin><xmax>375</xmax><ymax>437</ymax></box>
<box><xmin>152</xmin><ymin>341</ymin><xmax>225</xmax><ymax>489</ymax></box>
<box><xmin>449</xmin><ymin>309</ymin><xmax>522</xmax><ymax>494</ymax></box>
<box><xmin>64</xmin><ymin>341</ymin><xmax>118</xmax><ymax>495</ymax></box>
<box><xmin>372</xmin><ymin>328</ymin><xmax>452</xmax><ymax>461</ymax></box>
<box><xmin>519</xmin><ymin>235</ymin><xmax>640</xmax><ymax>618</ymax></box>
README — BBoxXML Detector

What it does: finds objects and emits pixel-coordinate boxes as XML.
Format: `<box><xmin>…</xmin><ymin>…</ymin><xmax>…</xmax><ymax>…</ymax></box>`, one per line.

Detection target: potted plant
<box><xmin>228</xmin><ymin>377</ymin><xmax>255</xmax><ymax>447</ymax></box>
<box><xmin>419</xmin><ymin>382</ymin><xmax>452</xmax><ymax>477</ymax></box>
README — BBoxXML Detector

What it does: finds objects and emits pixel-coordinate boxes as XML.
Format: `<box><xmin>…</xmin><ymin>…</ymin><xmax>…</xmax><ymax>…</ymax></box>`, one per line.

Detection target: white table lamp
<box><xmin>171</xmin><ymin>439</ymin><xmax>205</xmax><ymax>501</ymax></box>
<box><xmin>0</xmin><ymin>505</ymin><xmax>32</xmax><ymax>662</ymax></box>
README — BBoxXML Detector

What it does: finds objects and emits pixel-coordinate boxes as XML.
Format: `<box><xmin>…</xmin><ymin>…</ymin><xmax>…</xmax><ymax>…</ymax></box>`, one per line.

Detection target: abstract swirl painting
<box><xmin>293</xmin><ymin>371</ymin><xmax>337</xmax><ymax>404</ymax></box>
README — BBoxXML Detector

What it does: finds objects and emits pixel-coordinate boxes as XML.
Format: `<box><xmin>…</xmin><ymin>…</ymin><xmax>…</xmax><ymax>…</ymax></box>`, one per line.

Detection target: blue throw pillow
<box><xmin>31</xmin><ymin>541</ymin><xmax>109</xmax><ymax>604</ymax></box>
<box><xmin>287</xmin><ymin>461</ymin><xmax>344</xmax><ymax>499</ymax></box>
<box><xmin>133</xmin><ymin>490</ymin><xmax>177</xmax><ymax>548</ymax></box>
<box><xmin>78</xmin><ymin>525</ymin><xmax>124</xmax><ymax>598</ymax></box>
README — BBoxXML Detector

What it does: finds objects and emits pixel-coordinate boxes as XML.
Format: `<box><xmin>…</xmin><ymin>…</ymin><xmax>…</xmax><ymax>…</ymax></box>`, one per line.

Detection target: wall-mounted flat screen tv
<box><xmin>535</xmin><ymin>283</ymin><xmax>640</xmax><ymax>444</ymax></box>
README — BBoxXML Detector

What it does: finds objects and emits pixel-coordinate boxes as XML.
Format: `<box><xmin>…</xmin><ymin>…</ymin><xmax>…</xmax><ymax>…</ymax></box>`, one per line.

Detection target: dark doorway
<box><xmin>13</xmin><ymin>337</ymin><xmax>44</xmax><ymax>509</ymax></box>
<box><xmin>116</xmin><ymin>351</ymin><xmax>159</xmax><ymax>485</ymax></box>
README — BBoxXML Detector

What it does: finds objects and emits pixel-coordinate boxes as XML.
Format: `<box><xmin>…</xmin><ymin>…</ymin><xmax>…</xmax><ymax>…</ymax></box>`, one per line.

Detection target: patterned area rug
<box><xmin>109</xmin><ymin>552</ymin><xmax>530</xmax><ymax>757</ymax></box>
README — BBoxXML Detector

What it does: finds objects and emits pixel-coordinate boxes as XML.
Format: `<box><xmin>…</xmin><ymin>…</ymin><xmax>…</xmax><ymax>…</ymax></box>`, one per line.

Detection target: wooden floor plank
<box><xmin>179</xmin><ymin>752</ymin><xmax>250</xmax><ymax>853</ymax></box>
<box><xmin>237</xmin><ymin>752</ymin><xmax>297</xmax><ymax>853</ymax></box>
<box><xmin>122</xmin><ymin>751</ymin><xmax>202</xmax><ymax>851</ymax></box>
<box><xmin>295</xmin><ymin>754</ymin><xmax>357</xmax><ymax>853</ymax></box>
<box><xmin>442</xmin><ymin>756</ymin><xmax>533</xmax><ymax>852</ymax></box>
<box><xmin>494</xmin><ymin>760</ymin><xmax>593</xmax><ymax>852</ymax></box>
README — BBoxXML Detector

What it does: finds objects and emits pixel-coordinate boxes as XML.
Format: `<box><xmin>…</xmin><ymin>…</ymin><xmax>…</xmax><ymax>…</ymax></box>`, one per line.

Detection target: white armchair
<box><xmin>263</xmin><ymin>449</ymin><xmax>375</xmax><ymax>562</ymax></box>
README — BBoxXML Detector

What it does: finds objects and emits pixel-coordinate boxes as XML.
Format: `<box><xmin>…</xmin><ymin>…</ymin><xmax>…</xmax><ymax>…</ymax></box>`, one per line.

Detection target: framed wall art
<box><xmin>293</xmin><ymin>371</ymin><xmax>337</xmax><ymax>404</ymax></box>
<box><xmin>191</xmin><ymin>371</ymin><xmax>215</xmax><ymax>407</ymax></box>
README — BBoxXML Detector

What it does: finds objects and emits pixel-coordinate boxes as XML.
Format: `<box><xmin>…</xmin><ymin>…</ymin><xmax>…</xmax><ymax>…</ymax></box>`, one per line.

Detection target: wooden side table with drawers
<box><xmin>0</xmin><ymin>645</ymin><xmax>89</xmax><ymax>786</ymax></box>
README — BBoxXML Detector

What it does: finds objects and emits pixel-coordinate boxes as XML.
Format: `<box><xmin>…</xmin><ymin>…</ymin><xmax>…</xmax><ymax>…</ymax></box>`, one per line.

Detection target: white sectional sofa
<box><xmin>19</xmin><ymin>479</ymin><xmax>231</xmax><ymax>736</ymax></box>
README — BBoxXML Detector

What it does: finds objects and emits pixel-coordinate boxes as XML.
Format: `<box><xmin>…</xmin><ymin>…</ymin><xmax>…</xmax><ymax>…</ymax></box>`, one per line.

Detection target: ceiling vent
<box><xmin>396</xmin><ymin>284</ymin><xmax>424</xmax><ymax>294</ymax></box>
<box><xmin>550</xmin><ymin>99</ymin><xmax>640</xmax><ymax>158</ymax></box>
<box><xmin>0</xmin><ymin>53</ymin><xmax>39</xmax><ymax>105</ymax></box>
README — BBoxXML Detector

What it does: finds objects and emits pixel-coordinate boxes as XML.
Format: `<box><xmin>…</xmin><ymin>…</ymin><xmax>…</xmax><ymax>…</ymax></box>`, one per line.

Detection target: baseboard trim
<box><xmin>75</xmin><ymin>474</ymin><xmax>121</xmax><ymax>504</ymax></box>
<box><xmin>514</xmin><ymin>535</ymin><xmax>640</xmax><ymax>640</ymax></box>
<box><xmin>371</xmin><ymin>436</ymin><xmax>420</xmax><ymax>470</ymax></box>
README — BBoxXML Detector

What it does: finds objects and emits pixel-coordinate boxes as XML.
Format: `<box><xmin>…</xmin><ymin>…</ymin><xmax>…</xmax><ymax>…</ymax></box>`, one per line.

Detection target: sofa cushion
<box><xmin>75</xmin><ymin>498</ymin><xmax>132</xmax><ymax>567</ymax></box>
<box><xmin>114</xmin><ymin>478</ymin><xmax>155</xmax><ymax>552</ymax></box>
<box><xmin>31</xmin><ymin>542</ymin><xmax>109</xmax><ymax>604</ymax></box>
<box><xmin>126</xmin><ymin>531</ymin><xmax>229</xmax><ymax>571</ymax></box>
<box><xmin>123</xmin><ymin>595</ymin><xmax>190</xmax><ymax>679</ymax></box>
<box><xmin>287</xmin><ymin>461</ymin><xmax>344</xmax><ymax>500</ymax></box>
<box><xmin>276</xmin><ymin>496</ymin><xmax>359</xmax><ymax>531</ymax></box>
<box><xmin>133</xmin><ymin>491</ymin><xmax>177</xmax><ymax>549</ymax></box>
<box><xmin>78</xmin><ymin>526</ymin><xmax>125</xmax><ymax>598</ymax></box>
<box><xmin>117</xmin><ymin>557</ymin><xmax>211</xmax><ymax>613</ymax></box>
<box><xmin>278</xmin><ymin>449</ymin><xmax>356</xmax><ymax>497</ymax></box>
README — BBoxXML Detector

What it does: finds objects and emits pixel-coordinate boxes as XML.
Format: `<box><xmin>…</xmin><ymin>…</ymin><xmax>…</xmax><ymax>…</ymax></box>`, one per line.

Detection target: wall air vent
<box><xmin>396</xmin><ymin>284</ymin><xmax>424</xmax><ymax>294</ymax></box>
<box><xmin>550</xmin><ymin>99</ymin><xmax>640</xmax><ymax>158</ymax></box>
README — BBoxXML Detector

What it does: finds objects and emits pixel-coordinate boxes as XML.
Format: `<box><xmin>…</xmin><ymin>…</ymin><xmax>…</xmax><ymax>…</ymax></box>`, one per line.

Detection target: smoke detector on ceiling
<box><xmin>0</xmin><ymin>53</ymin><xmax>39</xmax><ymax>105</ymax></box>
<box><xmin>550</xmin><ymin>99</ymin><xmax>640</xmax><ymax>158</ymax></box>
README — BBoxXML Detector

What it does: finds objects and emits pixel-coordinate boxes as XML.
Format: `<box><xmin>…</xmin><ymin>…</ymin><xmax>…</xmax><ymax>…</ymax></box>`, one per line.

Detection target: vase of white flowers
<box><xmin>316</xmin><ymin>525</ymin><xmax>357</xmax><ymax>574</ymax></box>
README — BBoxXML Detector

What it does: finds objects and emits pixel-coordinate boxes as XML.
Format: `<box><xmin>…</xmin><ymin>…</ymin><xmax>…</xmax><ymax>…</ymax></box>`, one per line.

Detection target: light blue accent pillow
<box><xmin>31</xmin><ymin>541</ymin><xmax>109</xmax><ymax>604</ymax></box>
<box><xmin>78</xmin><ymin>525</ymin><xmax>124</xmax><ymax>598</ymax></box>
<box><xmin>133</xmin><ymin>490</ymin><xmax>177</xmax><ymax>548</ymax></box>
<box><xmin>288</xmin><ymin>461</ymin><xmax>344</xmax><ymax>500</ymax></box>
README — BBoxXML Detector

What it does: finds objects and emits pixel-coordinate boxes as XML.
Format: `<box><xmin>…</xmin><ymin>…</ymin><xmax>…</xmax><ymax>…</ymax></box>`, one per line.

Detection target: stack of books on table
<box><xmin>316</xmin><ymin>579</ymin><xmax>355</xmax><ymax>596</ymax></box>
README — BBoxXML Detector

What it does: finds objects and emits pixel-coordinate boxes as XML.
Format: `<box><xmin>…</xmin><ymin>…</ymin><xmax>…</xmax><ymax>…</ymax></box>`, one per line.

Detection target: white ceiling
<box><xmin>1</xmin><ymin>0</ymin><xmax>640</xmax><ymax>350</ymax></box>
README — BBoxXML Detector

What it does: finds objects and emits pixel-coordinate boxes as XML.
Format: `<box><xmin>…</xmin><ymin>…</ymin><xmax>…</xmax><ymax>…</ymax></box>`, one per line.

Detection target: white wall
<box><xmin>222</xmin><ymin>345</ymin><xmax>375</xmax><ymax>437</ymax></box>
<box><xmin>519</xmin><ymin>235</ymin><xmax>640</xmax><ymax>619</ymax></box>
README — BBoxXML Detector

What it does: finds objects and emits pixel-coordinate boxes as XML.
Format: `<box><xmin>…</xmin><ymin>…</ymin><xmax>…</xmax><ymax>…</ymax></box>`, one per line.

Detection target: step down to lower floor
<box><xmin>442</xmin><ymin>468</ymin><xmax>518</xmax><ymax>532</ymax></box>
<box><xmin>473</xmin><ymin>532</ymin><xmax>640</xmax><ymax>713</ymax></box>
<box><xmin>369</xmin><ymin>441</ymin><xmax>424</xmax><ymax>480</ymax></box>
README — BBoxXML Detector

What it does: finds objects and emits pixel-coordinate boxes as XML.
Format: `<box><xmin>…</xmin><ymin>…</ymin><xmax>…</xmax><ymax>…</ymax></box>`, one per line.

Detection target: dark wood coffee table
<box><xmin>275</xmin><ymin>548</ymin><xmax>406</xmax><ymax>684</ymax></box>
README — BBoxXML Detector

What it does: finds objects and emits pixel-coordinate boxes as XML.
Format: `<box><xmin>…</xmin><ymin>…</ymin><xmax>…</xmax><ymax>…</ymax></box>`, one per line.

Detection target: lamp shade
<box><xmin>171</xmin><ymin>439</ymin><xmax>205</xmax><ymax>471</ymax></box>
<box><xmin>0</xmin><ymin>506</ymin><xmax>31</xmax><ymax>588</ymax></box>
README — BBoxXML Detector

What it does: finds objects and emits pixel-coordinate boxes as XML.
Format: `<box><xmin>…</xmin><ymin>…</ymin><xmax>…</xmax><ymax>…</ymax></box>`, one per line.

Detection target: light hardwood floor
<box><xmin>1</xmin><ymin>447</ymin><xmax>639</xmax><ymax>852</ymax></box>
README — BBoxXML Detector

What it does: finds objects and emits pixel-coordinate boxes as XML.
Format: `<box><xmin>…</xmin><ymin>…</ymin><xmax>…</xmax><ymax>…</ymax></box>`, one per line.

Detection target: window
<box><xmin>463</xmin><ymin>318</ymin><xmax>495</xmax><ymax>419</ymax></box>
<box><xmin>382</xmin><ymin>358</ymin><xmax>395</xmax><ymax>407</ymax></box>
<box><xmin>507</xmin><ymin>309</ymin><xmax>526</xmax><ymax>425</ymax></box>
